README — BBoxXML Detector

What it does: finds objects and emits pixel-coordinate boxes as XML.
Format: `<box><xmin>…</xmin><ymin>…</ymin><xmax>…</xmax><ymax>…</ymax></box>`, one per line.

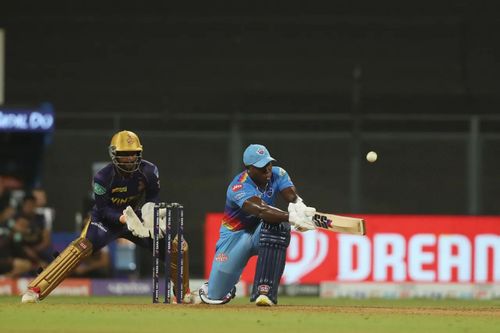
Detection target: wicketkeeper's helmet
<box><xmin>109</xmin><ymin>130</ymin><xmax>143</xmax><ymax>173</ymax></box>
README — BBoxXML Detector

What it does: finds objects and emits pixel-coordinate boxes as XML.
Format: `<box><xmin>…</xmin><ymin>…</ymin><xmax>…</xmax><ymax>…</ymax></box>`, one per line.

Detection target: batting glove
<box><xmin>288</xmin><ymin>202</ymin><xmax>316</xmax><ymax>232</ymax></box>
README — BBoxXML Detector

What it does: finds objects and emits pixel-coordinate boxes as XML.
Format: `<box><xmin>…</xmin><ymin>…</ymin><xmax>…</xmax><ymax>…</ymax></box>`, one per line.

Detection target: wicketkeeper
<box><xmin>22</xmin><ymin>130</ymin><xmax>196</xmax><ymax>303</ymax></box>
<box><xmin>199</xmin><ymin>144</ymin><xmax>316</xmax><ymax>306</ymax></box>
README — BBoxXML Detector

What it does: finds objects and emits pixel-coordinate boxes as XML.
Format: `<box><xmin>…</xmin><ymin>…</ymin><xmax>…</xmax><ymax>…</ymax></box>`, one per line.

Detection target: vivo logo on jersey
<box><xmin>111</xmin><ymin>195</ymin><xmax>139</xmax><ymax>205</ymax></box>
<box><xmin>112</xmin><ymin>186</ymin><xmax>127</xmax><ymax>193</ymax></box>
<box><xmin>232</xmin><ymin>184</ymin><xmax>243</xmax><ymax>192</ymax></box>
<box><xmin>282</xmin><ymin>231</ymin><xmax>329</xmax><ymax>283</ymax></box>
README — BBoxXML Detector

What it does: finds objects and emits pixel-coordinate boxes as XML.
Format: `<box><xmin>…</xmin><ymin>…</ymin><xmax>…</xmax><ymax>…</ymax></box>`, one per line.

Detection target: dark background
<box><xmin>1</xmin><ymin>1</ymin><xmax>500</xmax><ymax>276</ymax></box>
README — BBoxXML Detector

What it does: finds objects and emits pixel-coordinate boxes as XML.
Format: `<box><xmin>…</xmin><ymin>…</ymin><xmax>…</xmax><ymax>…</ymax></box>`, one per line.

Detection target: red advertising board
<box><xmin>0</xmin><ymin>278</ymin><xmax>16</xmax><ymax>295</ymax></box>
<box><xmin>205</xmin><ymin>214</ymin><xmax>500</xmax><ymax>284</ymax></box>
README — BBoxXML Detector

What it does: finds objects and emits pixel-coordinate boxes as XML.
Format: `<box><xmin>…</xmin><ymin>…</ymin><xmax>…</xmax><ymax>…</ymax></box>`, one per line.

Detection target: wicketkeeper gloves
<box><xmin>141</xmin><ymin>202</ymin><xmax>167</xmax><ymax>238</ymax></box>
<box><xmin>122</xmin><ymin>206</ymin><xmax>151</xmax><ymax>238</ymax></box>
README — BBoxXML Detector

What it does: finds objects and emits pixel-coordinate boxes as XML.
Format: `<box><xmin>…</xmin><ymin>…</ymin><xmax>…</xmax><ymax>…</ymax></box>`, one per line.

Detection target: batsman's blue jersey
<box><xmin>207</xmin><ymin>166</ymin><xmax>294</xmax><ymax>299</ymax></box>
<box><xmin>222</xmin><ymin>167</ymin><xmax>294</xmax><ymax>231</ymax></box>
<box><xmin>90</xmin><ymin>160</ymin><xmax>160</xmax><ymax>224</ymax></box>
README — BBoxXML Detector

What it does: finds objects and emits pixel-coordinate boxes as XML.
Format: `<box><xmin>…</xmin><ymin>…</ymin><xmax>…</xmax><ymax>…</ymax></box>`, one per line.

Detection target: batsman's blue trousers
<box><xmin>207</xmin><ymin>223</ymin><xmax>263</xmax><ymax>299</ymax></box>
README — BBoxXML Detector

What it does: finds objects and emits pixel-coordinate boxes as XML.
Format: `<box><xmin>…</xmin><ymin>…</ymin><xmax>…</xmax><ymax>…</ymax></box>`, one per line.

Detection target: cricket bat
<box><xmin>312</xmin><ymin>212</ymin><xmax>366</xmax><ymax>235</ymax></box>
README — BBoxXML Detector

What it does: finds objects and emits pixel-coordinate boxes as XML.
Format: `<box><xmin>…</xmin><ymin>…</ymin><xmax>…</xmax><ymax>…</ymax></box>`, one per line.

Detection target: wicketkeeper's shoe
<box><xmin>21</xmin><ymin>287</ymin><xmax>40</xmax><ymax>303</ymax></box>
<box><xmin>255</xmin><ymin>295</ymin><xmax>274</xmax><ymax>307</ymax></box>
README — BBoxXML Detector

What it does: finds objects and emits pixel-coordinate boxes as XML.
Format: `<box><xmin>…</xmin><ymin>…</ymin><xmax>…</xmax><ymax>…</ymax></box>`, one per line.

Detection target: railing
<box><xmin>53</xmin><ymin>111</ymin><xmax>500</xmax><ymax>215</ymax></box>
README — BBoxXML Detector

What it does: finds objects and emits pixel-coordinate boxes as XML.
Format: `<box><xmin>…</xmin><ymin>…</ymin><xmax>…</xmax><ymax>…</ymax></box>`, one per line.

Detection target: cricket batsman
<box><xmin>22</xmin><ymin>130</ymin><xmax>196</xmax><ymax>303</ymax></box>
<box><xmin>199</xmin><ymin>144</ymin><xmax>316</xmax><ymax>306</ymax></box>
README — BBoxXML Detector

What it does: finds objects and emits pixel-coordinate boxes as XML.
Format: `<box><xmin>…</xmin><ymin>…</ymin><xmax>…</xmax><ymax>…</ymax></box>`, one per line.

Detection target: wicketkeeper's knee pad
<box><xmin>27</xmin><ymin>237</ymin><xmax>93</xmax><ymax>300</ymax></box>
<box><xmin>251</xmin><ymin>222</ymin><xmax>291</xmax><ymax>304</ymax></box>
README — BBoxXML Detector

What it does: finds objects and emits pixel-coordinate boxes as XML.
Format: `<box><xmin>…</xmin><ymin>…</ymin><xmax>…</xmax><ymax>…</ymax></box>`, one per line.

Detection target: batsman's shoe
<box><xmin>255</xmin><ymin>295</ymin><xmax>274</xmax><ymax>307</ymax></box>
<box><xmin>199</xmin><ymin>282</ymin><xmax>236</xmax><ymax>305</ymax></box>
<box><xmin>21</xmin><ymin>287</ymin><xmax>40</xmax><ymax>304</ymax></box>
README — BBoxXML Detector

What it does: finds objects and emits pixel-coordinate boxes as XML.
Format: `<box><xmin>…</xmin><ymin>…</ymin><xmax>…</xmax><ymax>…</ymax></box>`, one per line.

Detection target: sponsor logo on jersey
<box><xmin>111</xmin><ymin>186</ymin><xmax>127</xmax><ymax>193</ymax></box>
<box><xmin>93</xmin><ymin>183</ymin><xmax>106</xmax><ymax>195</ymax></box>
<box><xmin>111</xmin><ymin>194</ymin><xmax>140</xmax><ymax>206</ymax></box>
<box><xmin>234</xmin><ymin>191</ymin><xmax>246</xmax><ymax>201</ymax></box>
<box><xmin>232</xmin><ymin>184</ymin><xmax>243</xmax><ymax>192</ymax></box>
<box><xmin>278</xmin><ymin>167</ymin><xmax>286</xmax><ymax>176</ymax></box>
<box><xmin>215</xmin><ymin>253</ymin><xmax>228</xmax><ymax>262</ymax></box>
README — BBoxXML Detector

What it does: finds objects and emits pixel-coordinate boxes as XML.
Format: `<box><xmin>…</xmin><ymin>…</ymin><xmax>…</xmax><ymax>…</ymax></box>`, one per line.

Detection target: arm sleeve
<box><xmin>92</xmin><ymin>178</ymin><xmax>122</xmax><ymax>223</ymax></box>
<box><xmin>228</xmin><ymin>183</ymin><xmax>258</xmax><ymax>208</ymax></box>
<box><xmin>275</xmin><ymin>167</ymin><xmax>294</xmax><ymax>191</ymax></box>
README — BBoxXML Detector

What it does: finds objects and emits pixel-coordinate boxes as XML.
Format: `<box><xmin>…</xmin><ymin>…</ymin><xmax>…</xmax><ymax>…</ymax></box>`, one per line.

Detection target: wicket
<box><xmin>152</xmin><ymin>202</ymin><xmax>184</xmax><ymax>304</ymax></box>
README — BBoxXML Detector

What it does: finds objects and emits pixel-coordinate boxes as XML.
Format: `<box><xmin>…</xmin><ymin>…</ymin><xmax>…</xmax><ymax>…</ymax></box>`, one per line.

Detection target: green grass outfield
<box><xmin>0</xmin><ymin>296</ymin><xmax>499</xmax><ymax>333</ymax></box>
